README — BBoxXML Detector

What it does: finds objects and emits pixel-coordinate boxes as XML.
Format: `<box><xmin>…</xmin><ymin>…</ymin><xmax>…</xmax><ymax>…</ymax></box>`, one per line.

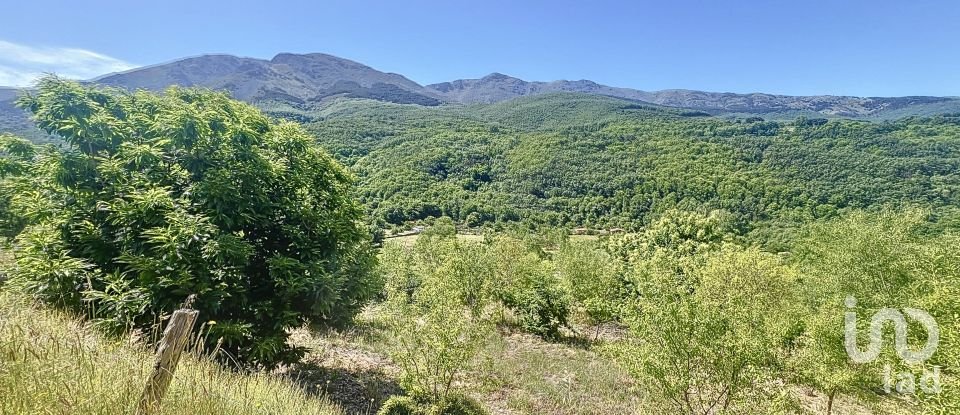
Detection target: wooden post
<box><xmin>136</xmin><ymin>308</ymin><xmax>199</xmax><ymax>415</ymax></box>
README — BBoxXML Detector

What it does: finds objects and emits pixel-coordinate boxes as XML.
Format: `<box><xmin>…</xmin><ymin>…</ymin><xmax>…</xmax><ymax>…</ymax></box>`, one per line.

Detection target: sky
<box><xmin>1</xmin><ymin>0</ymin><xmax>958</xmax><ymax>96</ymax></box>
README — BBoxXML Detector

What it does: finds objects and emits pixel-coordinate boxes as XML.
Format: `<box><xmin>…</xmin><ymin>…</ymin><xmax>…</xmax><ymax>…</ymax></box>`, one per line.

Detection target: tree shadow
<box><xmin>285</xmin><ymin>361</ymin><xmax>404</xmax><ymax>415</ymax></box>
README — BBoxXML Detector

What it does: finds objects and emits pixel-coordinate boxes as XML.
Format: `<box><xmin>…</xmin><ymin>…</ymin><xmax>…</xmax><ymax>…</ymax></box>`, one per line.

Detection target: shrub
<box><xmin>376</xmin><ymin>394</ymin><xmax>487</xmax><ymax>415</ymax></box>
<box><xmin>2</xmin><ymin>77</ymin><xmax>379</xmax><ymax>367</ymax></box>
<box><xmin>790</xmin><ymin>210</ymin><xmax>960</xmax><ymax>413</ymax></box>
<box><xmin>499</xmin><ymin>271</ymin><xmax>570</xmax><ymax>339</ymax></box>
<box><xmin>377</xmin><ymin>396</ymin><xmax>419</xmax><ymax>415</ymax></box>
<box><xmin>386</xmin><ymin>286</ymin><xmax>493</xmax><ymax>406</ymax></box>
<box><xmin>381</xmin><ymin>236</ymin><xmax>496</xmax><ymax>407</ymax></box>
<box><xmin>421</xmin><ymin>216</ymin><xmax>457</xmax><ymax>239</ymax></box>
<box><xmin>612</xmin><ymin>246</ymin><xmax>800</xmax><ymax>414</ymax></box>
<box><xmin>489</xmin><ymin>238</ymin><xmax>570</xmax><ymax>339</ymax></box>
<box><xmin>427</xmin><ymin>394</ymin><xmax>487</xmax><ymax>415</ymax></box>
<box><xmin>555</xmin><ymin>240</ymin><xmax>620</xmax><ymax>338</ymax></box>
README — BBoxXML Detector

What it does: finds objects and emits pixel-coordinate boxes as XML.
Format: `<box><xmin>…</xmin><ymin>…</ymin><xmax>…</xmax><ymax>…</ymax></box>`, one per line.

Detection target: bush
<box><xmin>612</xmin><ymin>246</ymin><xmax>800</xmax><ymax>414</ymax></box>
<box><xmin>555</xmin><ymin>240</ymin><xmax>621</xmax><ymax>337</ymax></box>
<box><xmin>427</xmin><ymin>394</ymin><xmax>487</xmax><ymax>415</ymax></box>
<box><xmin>377</xmin><ymin>396</ymin><xmax>419</xmax><ymax>415</ymax></box>
<box><xmin>421</xmin><ymin>216</ymin><xmax>457</xmax><ymax>239</ymax></box>
<box><xmin>386</xmin><ymin>282</ymin><xmax>492</xmax><ymax>405</ymax></box>
<box><xmin>789</xmin><ymin>210</ymin><xmax>960</xmax><ymax>413</ymax></box>
<box><xmin>376</xmin><ymin>394</ymin><xmax>487</xmax><ymax>415</ymax></box>
<box><xmin>2</xmin><ymin>78</ymin><xmax>379</xmax><ymax>367</ymax></box>
<box><xmin>489</xmin><ymin>238</ymin><xmax>570</xmax><ymax>339</ymax></box>
<box><xmin>382</xmin><ymin>237</ymin><xmax>494</xmax><ymax>408</ymax></box>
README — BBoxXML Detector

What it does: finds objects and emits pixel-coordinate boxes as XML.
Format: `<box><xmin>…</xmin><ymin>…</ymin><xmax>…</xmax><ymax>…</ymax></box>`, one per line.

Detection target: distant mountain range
<box><xmin>428</xmin><ymin>72</ymin><xmax>960</xmax><ymax>118</ymax></box>
<box><xmin>2</xmin><ymin>52</ymin><xmax>960</xmax><ymax>132</ymax></box>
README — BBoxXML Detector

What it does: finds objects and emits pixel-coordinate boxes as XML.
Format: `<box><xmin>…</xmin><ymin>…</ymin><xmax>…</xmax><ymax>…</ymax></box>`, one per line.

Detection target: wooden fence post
<box><xmin>136</xmin><ymin>307</ymin><xmax>199</xmax><ymax>415</ymax></box>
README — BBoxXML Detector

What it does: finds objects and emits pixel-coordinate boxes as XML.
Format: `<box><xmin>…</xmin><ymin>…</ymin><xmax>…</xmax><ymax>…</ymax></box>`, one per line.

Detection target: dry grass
<box><xmin>470</xmin><ymin>332</ymin><xmax>641</xmax><ymax>415</ymax></box>
<box><xmin>385</xmin><ymin>233</ymin><xmax>486</xmax><ymax>248</ymax></box>
<box><xmin>0</xmin><ymin>291</ymin><xmax>343</xmax><ymax>415</ymax></box>
<box><xmin>291</xmin><ymin>305</ymin><xmax>643</xmax><ymax>415</ymax></box>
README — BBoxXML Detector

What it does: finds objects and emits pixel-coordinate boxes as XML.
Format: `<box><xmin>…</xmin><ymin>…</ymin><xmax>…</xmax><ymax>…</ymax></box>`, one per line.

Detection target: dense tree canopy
<box><xmin>1</xmin><ymin>77</ymin><xmax>379</xmax><ymax>367</ymax></box>
<box><xmin>292</xmin><ymin>94</ymin><xmax>960</xmax><ymax>243</ymax></box>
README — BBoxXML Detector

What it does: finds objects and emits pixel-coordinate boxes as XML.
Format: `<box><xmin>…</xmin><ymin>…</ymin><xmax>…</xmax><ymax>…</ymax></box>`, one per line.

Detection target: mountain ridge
<box><xmin>426</xmin><ymin>72</ymin><xmax>960</xmax><ymax>118</ymax></box>
<box><xmin>2</xmin><ymin>52</ymin><xmax>960</xmax><ymax>120</ymax></box>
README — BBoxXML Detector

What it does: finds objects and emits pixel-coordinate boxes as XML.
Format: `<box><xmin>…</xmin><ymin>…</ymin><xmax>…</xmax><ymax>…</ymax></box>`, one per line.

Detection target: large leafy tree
<box><xmin>2</xmin><ymin>77</ymin><xmax>379</xmax><ymax>367</ymax></box>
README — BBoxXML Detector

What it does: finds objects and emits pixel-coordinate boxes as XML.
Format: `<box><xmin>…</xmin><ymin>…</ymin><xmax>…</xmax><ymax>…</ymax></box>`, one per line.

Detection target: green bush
<box><xmin>427</xmin><ymin>394</ymin><xmax>487</xmax><ymax>415</ymax></box>
<box><xmin>376</xmin><ymin>394</ymin><xmax>487</xmax><ymax>415</ymax></box>
<box><xmin>613</xmin><ymin>246</ymin><xmax>800</xmax><ymax>414</ymax></box>
<box><xmin>386</xmin><ymin>278</ymin><xmax>492</xmax><ymax>406</ymax></box>
<box><xmin>2</xmin><ymin>77</ymin><xmax>379</xmax><ymax>367</ymax></box>
<box><xmin>377</xmin><ymin>396</ymin><xmax>419</xmax><ymax>415</ymax></box>
<box><xmin>789</xmin><ymin>210</ymin><xmax>960</xmax><ymax>413</ymax></box>
<box><xmin>489</xmin><ymin>238</ymin><xmax>570</xmax><ymax>339</ymax></box>
<box><xmin>555</xmin><ymin>240</ymin><xmax>621</xmax><ymax>337</ymax></box>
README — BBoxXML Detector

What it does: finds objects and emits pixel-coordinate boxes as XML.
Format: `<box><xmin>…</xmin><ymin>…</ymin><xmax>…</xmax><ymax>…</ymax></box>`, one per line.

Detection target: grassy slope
<box><xmin>0</xmin><ymin>290</ymin><xmax>343</xmax><ymax>415</ymax></box>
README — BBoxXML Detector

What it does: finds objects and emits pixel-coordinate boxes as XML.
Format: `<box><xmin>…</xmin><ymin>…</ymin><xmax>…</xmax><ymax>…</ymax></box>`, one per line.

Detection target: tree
<box><xmin>3</xmin><ymin>77</ymin><xmax>379</xmax><ymax>367</ymax></box>
<box><xmin>789</xmin><ymin>210</ymin><xmax>956</xmax><ymax>414</ymax></box>
<box><xmin>613</xmin><ymin>246</ymin><xmax>799</xmax><ymax>414</ymax></box>
<box><xmin>555</xmin><ymin>240</ymin><xmax>620</xmax><ymax>340</ymax></box>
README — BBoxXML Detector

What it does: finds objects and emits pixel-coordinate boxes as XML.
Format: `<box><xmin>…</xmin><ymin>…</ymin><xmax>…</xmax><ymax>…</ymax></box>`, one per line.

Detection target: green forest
<box><xmin>292</xmin><ymin>93</ymin><xmax>960</xmax><ymax>245</ymax></box>
<box><xmin>1</xmin><ymin>79</ymin><xmax>958</xmax><ymax>415</ymax></box>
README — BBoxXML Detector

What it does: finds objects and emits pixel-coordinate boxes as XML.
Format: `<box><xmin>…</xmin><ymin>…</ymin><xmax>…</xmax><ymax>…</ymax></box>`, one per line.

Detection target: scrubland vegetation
<box><xmin>1</xmin><ymin>78</ymin><xmax>958</xmax><ymax>414</ymax></box>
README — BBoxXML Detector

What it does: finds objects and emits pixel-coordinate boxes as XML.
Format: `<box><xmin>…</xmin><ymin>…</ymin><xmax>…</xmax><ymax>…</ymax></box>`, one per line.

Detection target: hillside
<box><xmin>303</xmin><ymin>93</ymin><xmax>960</xmax><ymax>244</ymax></box>
<box><xmin>0</xmin><ymin>87</ymin><xmax>57</xmax><ymax>144</ymax></box>
<box><xmin>2</xmin><ymin>77</ymin><xmax>956</xmax><ymax>415</ymax></box>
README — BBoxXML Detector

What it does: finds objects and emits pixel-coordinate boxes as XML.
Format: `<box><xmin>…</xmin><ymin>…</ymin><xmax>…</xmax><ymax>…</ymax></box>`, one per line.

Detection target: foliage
<box><xmin>421</xmin><ymin>216</ymin><xmax>457</xmax><ymax>240</ymax></box>
<box><xmin>298</xmin><ymin>94</ymin><xmax>960</xmax><ymax>241</ymax></box>
<box><xmin>0</xmin><ymin>134</ymin><xmax>38</xmax><ymax>238</ymax></box>
<box><xmin>789</xmin><ymin>210</ymin><xmax>960</xmax><ymax>413</ymax></box>
<box><xmin>487</xmin><ymin>237</ymin><xmax>570</xmax><ymax>339</ymax></box>
<box><xmin>611</xmin><ymin>246</ymin><xmax>800</xmax><ymax>414</ymax></box>
<box><xmin>606</xmin><ymin>209</ymin><xmax>735</xmax><ymax>261</ymax></box>
<box><xmin>383</xmin><ymin>238</ymin><xmax>494</xmax><ymax>405</ymax></box>
<box><xmin>376</xmin><ymin>394</ymin><xmax>487</xmax><ymax>415</ymax></box>
<box><xmin>377</xmin><ymin>396</ymin><xmax>419</xmax><ymax>415</ymax></box>
<box><xmin>554</xmin><ymin>240</ymin><xmax>620</xmax><ymax>336</ymax></box>
<box><xmin>1</xmin><ymin>77</ymin><xmax>379</xmax><ymax>367</ymax></box>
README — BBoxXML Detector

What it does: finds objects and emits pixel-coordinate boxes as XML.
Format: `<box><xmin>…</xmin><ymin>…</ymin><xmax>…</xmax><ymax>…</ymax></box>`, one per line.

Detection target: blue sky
<box><xmin>1</xmin><ymin>0</ymin><xmax>958</xmax><ymax>96</ymax></box>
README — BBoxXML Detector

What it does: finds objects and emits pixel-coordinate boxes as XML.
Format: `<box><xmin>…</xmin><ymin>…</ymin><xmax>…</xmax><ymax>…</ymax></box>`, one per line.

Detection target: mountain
<box><xmin>2</xmin><ymin>52</ymin><xmax>960</xmax><ymax>141</ymax></box>
<box><xmin>427</xmin><ymin>73</ymin><xmax>622</xmax><ymax>104</ymax></box>
<box><xmin>0</xmin><ymin>87</ymin><xmax>56</xmax><ymax>144</ymax></box>
<box><xmin>633</xmin><ymin>90</ymin><xmax>960</xmax><ymax>119</ymax></box>
<box><xmin>96</xmin><ymin>53</ymin><xmax>444</xmax><ymax>106</ymax></box>
<box><xmin>427</xmin><ymin>73</ymin><xmax>960</xmax><ymax>118</ymax></box>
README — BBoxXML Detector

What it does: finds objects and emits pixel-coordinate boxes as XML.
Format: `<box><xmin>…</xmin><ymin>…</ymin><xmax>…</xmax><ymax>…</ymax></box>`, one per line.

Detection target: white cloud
<box><xmin>0</xmin><ymin>40</ymin><xmax>136</xmax><ymax>87</ymax></box>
